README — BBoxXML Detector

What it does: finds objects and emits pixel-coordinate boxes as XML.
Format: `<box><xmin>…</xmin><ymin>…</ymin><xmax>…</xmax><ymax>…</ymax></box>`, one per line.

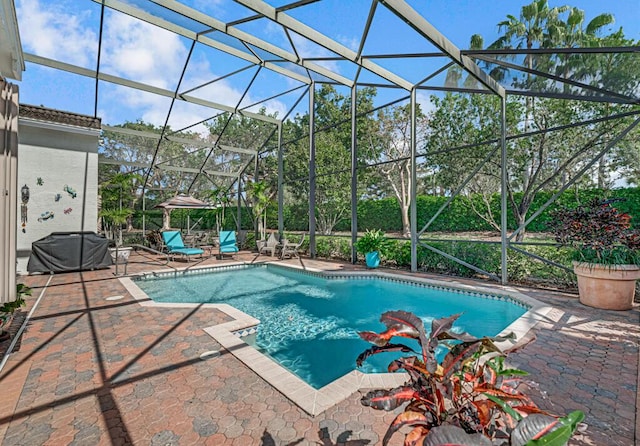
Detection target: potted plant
<box><xmin>145</xmin><ymin>229</ymin><xmax>164</xmax><ymax>252</ymax></box>
<box><xmin>357</xmin><ymin>311</ymin><xmax>584</xmax><ymax>445</ymax></box>
<box><xmin>355</xmin><ymin>229</ymin><xmax>389</xmax><ymax>268</ymax></box>
<box><xmin>551</xmin><ymin>198</ymin><xmax>640</xmax><ymax>310</ymax></box>
<box><xmin>102</xmin><ymin>208</ymin><xmax>134</xmax><ymax>265</ymax></box>
<box><xmin>0</xmin><ymin>284</ymin><xmax>31</xmax><ymax>341</ymax></box>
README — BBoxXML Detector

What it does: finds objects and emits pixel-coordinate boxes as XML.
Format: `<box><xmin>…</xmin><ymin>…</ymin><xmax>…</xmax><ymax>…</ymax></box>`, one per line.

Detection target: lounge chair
<box><xmin>280</xmin><ymin>233</ymin><xmax>305</xmax><ymax>259</ymax></box>
<box><xmin>161</xmin><ymin>230</ymin><xmax>204</xmax><ymax>262</ymax></box>
<box><xmin>258</xmin><ymin>232</ymin><xmax>280</xmax><ymax>257</ymax></box>
<box><xmin>219</xmin><ymin>230</ymin><xmax>239</xmax><ymax>258</ymax></box>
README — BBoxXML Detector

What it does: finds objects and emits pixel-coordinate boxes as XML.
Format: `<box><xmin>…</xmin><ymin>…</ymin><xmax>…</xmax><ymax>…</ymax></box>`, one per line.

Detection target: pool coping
<box><xmin>120</xmin><ymin>261</ymin><xmax>553</xmax><ymax>416</ymax></box>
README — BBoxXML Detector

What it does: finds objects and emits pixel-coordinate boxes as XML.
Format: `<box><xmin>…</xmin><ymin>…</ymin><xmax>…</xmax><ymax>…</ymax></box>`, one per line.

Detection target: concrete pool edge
<box><xmin>119</xmin><ymin>262</ymin><xmax>554</xmax><ymax>416</ymax></box>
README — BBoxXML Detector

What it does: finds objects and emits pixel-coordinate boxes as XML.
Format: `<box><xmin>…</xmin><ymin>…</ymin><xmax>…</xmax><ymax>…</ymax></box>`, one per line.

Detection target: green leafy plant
<box><xmin>0</xmin><ymin>284</ymin><xmax>31</xmax><ymax>314</ymax></box>
<box><xmin>551</xmin><ymin>198</ymin><xmax>640</xmax><ymax>265</ymax></box>
<box><xmin>355</xmin><ymin>229</ymin><xmax>390</xmax><ymax>254</ymax></box>
<box><xmin>0</xmin><ymin>284</ymin><xmax>30</xmax><ymax>340</ymax></box>
<box><xmin>357</xmin><ymin>311</ymin><xmax>584</xmax><ymax>445</ymax></box>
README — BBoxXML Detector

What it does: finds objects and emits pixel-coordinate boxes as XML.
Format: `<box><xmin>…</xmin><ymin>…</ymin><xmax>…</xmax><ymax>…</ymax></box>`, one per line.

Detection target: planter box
<box><xmin>573</xmin><ymin>262</ymin><xmax>640</xmax><ymax>310</ymax></box>
<box><xmin>109</xmin><ymin>247</ymin><xmax>132</xmax><ymax>264</ymax></box>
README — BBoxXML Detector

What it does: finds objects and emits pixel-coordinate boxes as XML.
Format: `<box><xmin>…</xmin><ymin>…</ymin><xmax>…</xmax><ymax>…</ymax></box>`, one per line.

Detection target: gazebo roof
<box><xmin>155</xmin><ymin>193</ymin><xmax>216</xmax><ymax>209</ymax></box>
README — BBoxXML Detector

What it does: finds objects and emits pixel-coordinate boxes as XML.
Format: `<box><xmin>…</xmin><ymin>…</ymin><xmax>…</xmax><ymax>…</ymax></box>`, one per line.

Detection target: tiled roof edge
<box><xmin>20</xmin><ymin>104</ymin><xmax>101</xmax><ymax>130</ymax></box>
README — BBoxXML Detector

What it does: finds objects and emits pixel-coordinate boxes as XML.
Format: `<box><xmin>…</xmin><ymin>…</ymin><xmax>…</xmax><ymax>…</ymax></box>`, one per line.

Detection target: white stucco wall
<box><xmin>16</xmin><ymin>118</ymin><xmax>100</xmax><ymax>273</ymax></box>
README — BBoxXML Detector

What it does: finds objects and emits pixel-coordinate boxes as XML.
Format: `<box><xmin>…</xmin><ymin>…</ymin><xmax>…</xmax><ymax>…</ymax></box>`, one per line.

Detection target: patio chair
<box><xmin>161</xmin><ymin>230</ymin><xmax>204</xmax><ymax>262</ymax></box>
<box><xmin>258</xmin><ymin>232</ymin><xmax>280</xmax><ymax>257</ymax></box>
<box><xmin>280</xmin><ymin>233</ymin><xmax>305</xmax><ymax>259</ymax></box>
<box><xmin>219</xmin><ymin>230</ymin><xmax>239</xmax><ymax>258</ymax></box>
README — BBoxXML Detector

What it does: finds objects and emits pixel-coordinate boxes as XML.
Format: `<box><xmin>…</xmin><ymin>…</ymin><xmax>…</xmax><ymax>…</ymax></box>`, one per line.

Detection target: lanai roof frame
<box><xmin>12</xmin><ymin>0</ymin><xmax>640</xmax><ymax>283</ymax></box>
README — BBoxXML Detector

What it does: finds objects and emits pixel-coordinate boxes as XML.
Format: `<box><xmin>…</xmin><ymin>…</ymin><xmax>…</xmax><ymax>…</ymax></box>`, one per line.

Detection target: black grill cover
<box><xmin>27</xmin><ymin>232</ymin><xmax>112</xmax><ymax>273</ymax></box>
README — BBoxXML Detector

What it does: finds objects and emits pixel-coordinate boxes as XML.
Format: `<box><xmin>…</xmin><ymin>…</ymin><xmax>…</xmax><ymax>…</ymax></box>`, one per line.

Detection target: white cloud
<box><xmin>17</xmin><ymin>0</ymin><xmax>289</xmax><ymax>132</ymax></box>
<box><xmin>416</xmin><ymin>91</ymin><xmax>436</xmax><ymax>116</ymax></box>
<box><xmin>101</xmin><ymin>13</ymin><xmax>187</xmax><ymax>90</ymax></box>
<box><xmin>290</xmin><ymin>32</ymin><xmax>339</xmax><ymax>73</ymax></box>
<box><xmin>337</xmin><ymin>35</ymin><xmax>360</xmax><ymax>53</ymax></box>
<box><xmin>99</xmin><ymin>13</ymin><xmax>283</xmax><ymax>129</ymax></box>
<box><xmin>245</xmin><ymin>99</ymin><xmax>287</xmax><ymax>119</ymax></box>
<box><xmin>16</xmin><ymin>0</ymin><xmax>97</xmax><ymax>66</ymax></box>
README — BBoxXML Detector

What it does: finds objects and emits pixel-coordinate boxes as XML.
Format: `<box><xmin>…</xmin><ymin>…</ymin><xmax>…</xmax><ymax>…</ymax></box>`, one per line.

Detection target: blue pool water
<box><xmin>137</xmin><ymin>265</ymin><xmax>527</xmax><ymax>389</ymax></box>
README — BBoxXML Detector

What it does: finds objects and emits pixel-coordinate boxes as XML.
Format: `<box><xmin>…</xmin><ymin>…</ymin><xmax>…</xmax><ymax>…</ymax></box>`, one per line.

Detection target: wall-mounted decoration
<box><xmin>36</xmin><ymin>177</ymin><xmax>43</xmax><ymax>186</ymax></box>
<box><xmin>54</xmin><ymin>193</ymin><xmax>61</xmax><ymax>202</ymax></box>
<box><xmin>20</xmin><ymin>184</ymin><xmax>30</xmax><ymax>233</ymax></box>
<box><xmin>64</xmin><ymin>184</ymin><xmax>77</xmax><ymax>199</ymax></box>
<box><xmin>37</xmin><ymin>211</ymin><xmax>54</xmax><ymax>222</ymax></box>
<box><xmin>64</xmin><ymin>208</ymin><xmax>72</xmax><ymax>214</ymax></box>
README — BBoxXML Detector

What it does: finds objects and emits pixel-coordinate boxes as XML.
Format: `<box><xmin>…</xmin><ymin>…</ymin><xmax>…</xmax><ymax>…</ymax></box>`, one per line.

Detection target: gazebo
<box><xmin>155</xmin><ymin>193</ymin><xmax>217</xmax><ymax>231</ymax></box>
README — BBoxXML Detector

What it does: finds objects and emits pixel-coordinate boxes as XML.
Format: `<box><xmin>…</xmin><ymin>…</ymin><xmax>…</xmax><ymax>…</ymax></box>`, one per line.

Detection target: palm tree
<box><xmin>489</xmin><ymin>0</ymin><xmax>568</xmax><ymax>70</ymax></box>
<box><xmin>544</xmin><ymin>7</ymin><xmax>616</xmax><ymax>188</ymax></box>
<box><xmin>246</xmin><ymin>180</ymin><xmax>273</xmax><ymax>241</ymax></box>
<box><xmin>548</xmin><ymin>8</ymin><xmax>614</xmax><ymax>91</ymax></box>
<box><xmin>99</xmin><ymin>172</ymin><xmax>141</xmax><ymax>244</ymax></box>
<box><xmin>208</xmin><ymin>186</ymin><xmax>234</xmax><ymax>233</ymax></box>
<box><xmin>485</xmin><ymin>1</ymin><xmax>569</xmax><ymax>198</ymax></box>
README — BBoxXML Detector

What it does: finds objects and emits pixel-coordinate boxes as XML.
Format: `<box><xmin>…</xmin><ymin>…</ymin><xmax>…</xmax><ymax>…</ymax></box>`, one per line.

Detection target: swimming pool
<box><xmin>135</xmin><ymin>264</ymin><xmax>528</xmax><ymax>389</ymax></box>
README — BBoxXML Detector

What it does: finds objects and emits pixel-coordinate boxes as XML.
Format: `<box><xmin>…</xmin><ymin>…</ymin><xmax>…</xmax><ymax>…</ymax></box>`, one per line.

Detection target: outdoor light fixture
<box><xmin>21</xmin><ymin>184</ymin><xmax>29</xmax><ymax>203</ymax></box>
<box><xmin>20</xmin><ymin>184</ymin><xmax>29</xmax><ymax>232</ymax></box>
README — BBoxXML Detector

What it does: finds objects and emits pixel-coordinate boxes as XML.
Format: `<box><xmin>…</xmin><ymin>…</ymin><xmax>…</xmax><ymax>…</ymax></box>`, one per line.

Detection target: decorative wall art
<box><xmin>54</xmin><ymin>193</ymin><xmax>61</xmax><ymax>202</ymax></box>
<box><xmin>64</xmin><ymin>184</ymin><xmax>77</xmax><ymax>199</ymax></box>
<box><xmin>20</xmin><ymin>184</ymin><xmax>29</xmax><ymax>233</ymax></box>
<box><xmin>64</xmin><ymin>208</ymin><xmax>72</xmax><ymax>214</ymax></box>
<box><xmin>36</xmin><ymin>177</ymin><xmax>43</xmax><ymax>186</ymax></box>
<box><xmin>37</xmin><ymin>211</ymin><xmax>54</xmax><ymax>222</ymax></box>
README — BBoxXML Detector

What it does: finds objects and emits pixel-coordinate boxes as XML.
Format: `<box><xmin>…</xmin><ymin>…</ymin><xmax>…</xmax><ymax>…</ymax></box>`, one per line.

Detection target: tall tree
<box><xmin>365</xmin><ymin>103</ymin><xmax>428</xmax><ymax>237</ymax></box>
<box><xmin>246</xmin><ymin>180</ymin><xmax>272</xmax><ymax>240</ymax></box>
<box><xmin>283</xmin><ymin>85</ymin><xmax>377</xmax><ymax>235</ymax></box>
<box><xmin>489</xmin><ymin>0</ymin><xmax>568</xmax><ymax>71</ymax></box>
<box><xmin>447</xmin><ymin>2</ymin><xmax>638</xmax><ymax>240</ymax></box>
<box><xmin>99</xmin><ymin>121</ymin><xmax>205</xmax><ymax>230</ymax></box>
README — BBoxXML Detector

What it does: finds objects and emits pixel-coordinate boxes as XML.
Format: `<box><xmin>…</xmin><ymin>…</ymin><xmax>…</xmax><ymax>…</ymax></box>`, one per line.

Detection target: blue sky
<box><xmin>14</xmin><ymin>0</ymin><xmax>640</xmax><ymax>132</ymax></box>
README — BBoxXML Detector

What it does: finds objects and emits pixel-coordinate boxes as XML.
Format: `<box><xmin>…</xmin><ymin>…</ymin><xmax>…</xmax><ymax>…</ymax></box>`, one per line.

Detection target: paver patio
<box><xmin>0</xmin><ymin>250</ymin><xmax>637</xmax><ymax>445</ymax></box>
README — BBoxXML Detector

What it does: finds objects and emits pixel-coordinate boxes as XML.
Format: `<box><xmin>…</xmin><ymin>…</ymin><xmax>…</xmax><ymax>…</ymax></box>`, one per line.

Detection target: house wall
<box><xmin>16</xmin><ymin>118</ymin><xmax>100</xmax><ymax>273</ymax></box>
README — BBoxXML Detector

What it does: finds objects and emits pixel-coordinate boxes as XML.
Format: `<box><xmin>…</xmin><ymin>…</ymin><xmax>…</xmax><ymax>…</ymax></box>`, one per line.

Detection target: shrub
<box><xmin>315</xmin><ymin>236</ymin><xmax>351</xmax><ymax>260</ymax></box>
<box><xmin>355</xmin><ymin>229</ymin><xmax>390</xmax><ymax>254</ymax></box>
<box><xmin>0</xmin><ymin>284</ymin><xmax>30</xmax><ymax>313</ymax></box>
<box><xmin>551</xmin><ymin>198</ymin><xmax>640</xmax><ymax>265</ymax></box>
<box><xmin>357</xmin><ymin>311</ymin><xmax>584</xmax><ymax>445</ymax></box>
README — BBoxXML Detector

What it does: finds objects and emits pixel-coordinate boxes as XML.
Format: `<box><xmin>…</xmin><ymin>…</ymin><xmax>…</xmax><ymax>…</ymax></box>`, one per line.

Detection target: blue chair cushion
<box><xmin>169</xmin><ymin>247</ymin><xmax>204</xmax><ymax>256</ymax></box>
<box><xmin>162</xmin><ymin>230</ymin><xmax>186</xmax><ymax>250</ymax></box>
<box><xmin>219</xmin><ymin>231</ymin><xmax>239</xmax><ymax>254</ymax></box>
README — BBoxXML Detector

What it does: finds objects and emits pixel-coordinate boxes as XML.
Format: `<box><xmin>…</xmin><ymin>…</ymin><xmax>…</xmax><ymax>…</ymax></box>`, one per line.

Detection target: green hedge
<box><xmin>133</xmin><ymin>207</ymin><xmax>255</xmax><ymax>232</ymax></box>
<box><xmin>132</xmin><ymin>187</ymin><xmax>639</xmax><ymax>233</ymax></box>
<box><xmin>349</xmin><ymin>187</ymin><xmax>639</xmax><ymax>233</ymax></box>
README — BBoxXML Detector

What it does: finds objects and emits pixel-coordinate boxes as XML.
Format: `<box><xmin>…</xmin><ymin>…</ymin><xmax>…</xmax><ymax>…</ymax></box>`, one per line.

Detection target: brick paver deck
<box><xmin>1</xmin><ymin>250</ymin><xmax>637</xmax><ymax>445</ymax></box>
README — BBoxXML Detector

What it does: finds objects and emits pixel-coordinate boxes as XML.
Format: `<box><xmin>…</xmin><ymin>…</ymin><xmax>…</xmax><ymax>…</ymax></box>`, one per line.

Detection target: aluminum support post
<box><xmin>410</xmin><ymin>88</ymin><xmax>418</xmax><ymax>272</ymax></box>
<box><xmin>236</xmin><ymin>176</ymin><xmax>242</xmax><ymax>235</ymax></box>
<box><xmin>500</xmin><ymin>95</ymin><xmax>508</xmax><ymax>285</ymax></box>
<box><xmin>350</xmin><ymin>85</ymin><xmax>358</xmax><ymax>264</ymax></box>
<box><xmin>277</xmin><ymin>123</ymin><xmax>284</xmax><ymax>238</ymax></box>
<box><xmin>142</xmin><ymin>192</ymin><xmax>146</xmax><ymax>237</ymax></box>
<box><xmin>308</xmin><ymin>83</ymin><xmax>316</xmax><ymax>258</ymax></box>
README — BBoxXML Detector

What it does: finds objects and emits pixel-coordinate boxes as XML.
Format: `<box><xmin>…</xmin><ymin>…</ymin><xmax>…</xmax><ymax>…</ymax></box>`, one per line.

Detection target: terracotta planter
<box><xmin>573</xmin><ymin>262</ymin><xmax>640</xmax><ymax>310</ymax></box>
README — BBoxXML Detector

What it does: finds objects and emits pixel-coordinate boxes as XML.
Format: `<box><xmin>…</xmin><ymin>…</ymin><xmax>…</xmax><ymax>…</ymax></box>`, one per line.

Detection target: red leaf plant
<box><xmin>357</xmin><ymin>311</ymin><xmax>584</xmax><ymax>446</ymax></box>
